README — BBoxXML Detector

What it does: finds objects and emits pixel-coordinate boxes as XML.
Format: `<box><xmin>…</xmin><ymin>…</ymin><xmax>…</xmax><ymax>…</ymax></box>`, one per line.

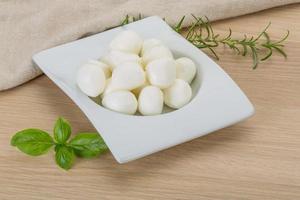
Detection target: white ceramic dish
<box><xmin>33</xmin><ymin>16</ymin><xmax>254</xmax><ymax>163</ymax></box>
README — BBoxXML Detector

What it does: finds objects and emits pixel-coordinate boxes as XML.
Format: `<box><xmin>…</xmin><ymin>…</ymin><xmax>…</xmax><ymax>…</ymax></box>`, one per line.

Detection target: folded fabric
<box><xmin>0</xmin><ymin>0</ymin><xmax>298</xmax><ymax>91</ymax></box>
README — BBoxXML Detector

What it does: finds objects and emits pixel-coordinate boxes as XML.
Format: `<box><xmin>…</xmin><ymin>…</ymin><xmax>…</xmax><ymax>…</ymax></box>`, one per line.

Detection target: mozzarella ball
<box><xmin>141</xmin><ymin>38</ymin><xmax>162</xmax><ymax>56</ymax></box>
<box><xmin>175</xmin><ymin>57</ymin><xmax>197</xmax><ymax>84</ymax></box>
<box><xmin>164</xmin><ymin>79</ymin><xmax>192</xmax><ymax>109</ymax></box>
<box><xmin>146</xmin><ymin>58</ymin><xmax>176</xmax><ymax>89</ymax></box>
<box><xmin>111</xmin><ymin>62</ymin><xmax>145</xmax><ymax>90</ymax></box>
<box><xmin>138</xmin><ymin>86</ymin><xmax>164</xmax><ymax>116</ymax></box>
<box><xmin>102</xmin><ymin>91</ymin><xmax>137</xmax><ymax>115</ymax></box>
<box><xmin>102</xmin><ymin>50</ymin><xmax>142</xmax><ymax>69</ymax></box>
<box><xmin>142</xmin><ymin>45</ymin><xmax>173</xmax><ymax>65</ymax></box>
<box><xmin>110</xmin><ymin>30</ymin><xmax>142</xmax><ymax>54</ymax></box>
<box><xmin>77</xmin><ymin>63</ymin><xmax>106</xmax><ymax>97</ymax></box>
<box><xmin>88</xmin><ymin>60</ymin><xmax>111</xmax><ymax>79</ymax></box>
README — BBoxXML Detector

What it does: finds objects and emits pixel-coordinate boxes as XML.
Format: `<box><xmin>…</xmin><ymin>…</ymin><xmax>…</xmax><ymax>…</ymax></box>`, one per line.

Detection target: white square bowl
<box><xmin>33</xmin><ymin>16</ymin><xmax>254</xmax><ymax>163</ymax></box>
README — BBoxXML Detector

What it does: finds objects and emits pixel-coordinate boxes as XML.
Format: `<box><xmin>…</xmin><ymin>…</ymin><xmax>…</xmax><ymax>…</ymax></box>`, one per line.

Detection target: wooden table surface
<box><xmin>1</xmin><ymin>4</ymin><xmax>300</xmax><ymax>200</ymax></box>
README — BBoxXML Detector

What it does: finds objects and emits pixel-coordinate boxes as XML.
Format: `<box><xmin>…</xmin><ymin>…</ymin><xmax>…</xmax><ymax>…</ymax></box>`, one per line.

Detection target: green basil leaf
<box><xmin>55</xmin><ymin>145</ymin><xmax>75</xmax><ymax>170</ymax></box>
<box><xmin>53</xmin><ymin>117</ymin><xmax>71</xmax><ymax>144</ymax></box>
<box><xmin>69</xmin><ymin>133</ymin><xmax>108</xmax><ymax>158</ymax></box>
<box><xmin>11</xmin><ymin>129</ymin><xmax>54</xmax><ymax>156</ymax></box>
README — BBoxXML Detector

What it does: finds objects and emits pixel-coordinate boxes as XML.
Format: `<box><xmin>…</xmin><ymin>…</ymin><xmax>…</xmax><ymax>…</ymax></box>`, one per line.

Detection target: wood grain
<box><xmin>0</xmin><ymin>4</ymin><xmax>300</xmax><ymax>200</ymax></box>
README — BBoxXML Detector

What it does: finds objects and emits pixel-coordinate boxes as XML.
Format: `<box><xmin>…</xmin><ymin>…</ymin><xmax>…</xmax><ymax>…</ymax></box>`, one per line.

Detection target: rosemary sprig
<box><xmin>181</xmin><ymin>15</ymin><xmax>289</xmax><ymax>69</ymax></box>
<box><xmin>121</xmin><ymin>15</ymin><xmax>289</xmax><ymax>69</ymax></box>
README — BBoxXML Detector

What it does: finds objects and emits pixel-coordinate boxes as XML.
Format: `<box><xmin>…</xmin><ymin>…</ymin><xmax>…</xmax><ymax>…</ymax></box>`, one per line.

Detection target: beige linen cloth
<box><xmin>0</xmin><ymin>0</ymin><xmax>299</xmax><ymax>91</ymax></box>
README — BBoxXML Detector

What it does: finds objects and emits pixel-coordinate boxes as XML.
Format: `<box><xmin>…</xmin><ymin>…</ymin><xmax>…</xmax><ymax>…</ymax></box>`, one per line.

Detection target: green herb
<box><xmin>69</xmin><ymin>133</ymin><xmax>107</xmax><ymax>158</ymax></box>
<box><xmin>53</xmin><ymin>117</ymin><xmax>71</xmax><ymax>144</ymax></box>
<box><xmin>55</xmin><ymin>145</ymin><xmax>75</xmax><ymax>170</ymax></box>
<box><xmin>121</xmin><ymin>14</ymin><xmax>143</xmax><ymax>25</ymax></box>
<box><xmin>121</xmin><ymin>15</ymin><xmax>289</xmax><ymax>69</ymax></box>
<box><xmin>11</xmin><ymin>129</ymin><xmax>54</xmax><ymax>156</ymax></box>
<box><xmin>11</xmin><ymin>117</ymin><xmax>108</xmax><ymax>170</ymax></box>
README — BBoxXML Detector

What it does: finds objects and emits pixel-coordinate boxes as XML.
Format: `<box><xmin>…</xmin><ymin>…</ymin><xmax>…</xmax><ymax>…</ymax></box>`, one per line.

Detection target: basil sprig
<box><xmin>11</xmin><ymin>117</ymin><xmax>108</xmax><ymax>170</ymax></box>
